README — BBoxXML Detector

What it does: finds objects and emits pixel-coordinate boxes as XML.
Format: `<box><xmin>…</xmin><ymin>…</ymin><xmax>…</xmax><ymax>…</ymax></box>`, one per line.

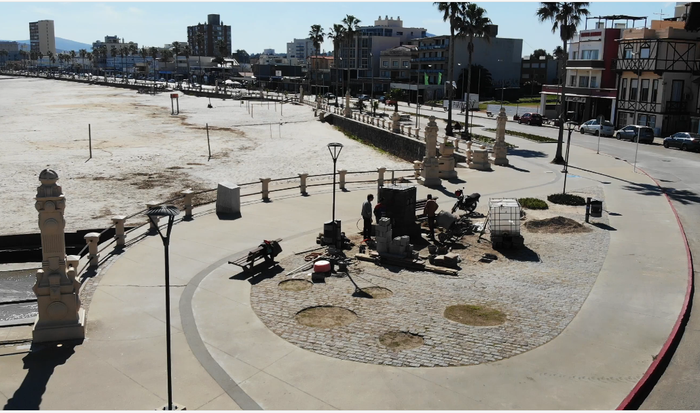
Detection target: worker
<box><xmin>373</xmin><ymin>197</ymin><xmax>386</xmax><ymax>223</ymax></box>
<box><xmin>361</xmin><ymin>194</ymin><xmax>374</xmax><ymax>239</ymax></box>
<box><xmin>423</xmin><ymin>194</ymin><xmax>438</xmax><ymax>240</ymax></box>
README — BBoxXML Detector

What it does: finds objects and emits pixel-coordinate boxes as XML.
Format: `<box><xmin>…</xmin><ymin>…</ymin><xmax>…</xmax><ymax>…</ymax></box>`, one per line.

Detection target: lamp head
<box><xmin>146</xmin><ymin>205</ymin><xmax>180</xmax><ymax>218</ymax></box>
<box><xmin>327</xmin><ymin>142</ymin><xmax>343</xmax><ymax>161</ymax></box>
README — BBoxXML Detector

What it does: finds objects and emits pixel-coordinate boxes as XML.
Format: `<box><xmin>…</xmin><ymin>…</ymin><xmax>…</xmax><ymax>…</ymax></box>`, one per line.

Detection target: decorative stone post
<box><xmin>66</xmin><ymin>255</ymin><xmax>80</xmax><ymax>273</ymax></box>
<box><xmin>401</xmin><ymin>125</ymin><xmax>405</xmax><ymax>134</ymax></box>
<box><xmin>146</xmin><ymin>201</ymin><xmax>160</xmax><ymax>231</ymax></box>
<box><xmin>112</xmin><ymin>215</ymin><xmax>126</xmax><ymax>247</ymax></box>
<box><xmin>32</xmin><ymin>169</ymin><xmax>85</xmax><ymax>343</ymax></box>
<box><xmin>261</xmin><ymin>178</ymin><xmax>271</xmax><ymax>201</ymax></box>
<box><xmin>421</xmin><ymin>116</ymin><xmax>442</xmax><ymax>187</ymax></box>
<box><xmin>182</xmin><ymin>189</ymin><xmax>195</xmax><ymax>220</ymax></box>
<box><xmin>344</xmin><ymin>92</ymin><xmax>352</xmax><ymax>118</ymax></box>
<box><xmin>413</xmin><ymin>161</ymin><xmax>423</xmax><ymax>179</ymax></box>
<box><xmin>299</xmin><ymin>173</ymin><xmax>308</xmax><ymax>195</ymax></box>
<box><xmin>382</xmin><ymin>119</ymin><xmax>386</xmax><ymax>129</ymax></box>
<box><xmin>84</xmin><ymin>232</ymin><xmax>100</xmax><ymax>267</ymax></box>
<box><xmin>467</xmin><ymin>141</ymin><xmax>474</xmax><ymax>164</ymax></box>
<box><xmin>469</xmin><ymin>144</ymin><xmax>492</xmax><ymax>171</ymax></box>
<box><xmin>407</xmin><ymin>126</ymin><xmax>412</xmax><ymax>137</ymax></box>
<box><xmin>391</xmin><ymin>111</ymin><xmax>401</xmax><ymax>133</ymax></box>
<box><xmin>338</xmin><ymin>169</ymin><xmax>347</xmax><ymax>190</ymax></box>
<box><xmin>493</xmin><ymin>107</ymin><xmax>510</xmax><ymax>166</ymax></box>
<box><xmin>438</xmin><ymin>138</ymin><xmax>458</xmax><ymax>179</ymax></box>
<box><xmin>377</xmin><ymin>167</ymin><xmax>387</xmax><ymax>187</ymax></box>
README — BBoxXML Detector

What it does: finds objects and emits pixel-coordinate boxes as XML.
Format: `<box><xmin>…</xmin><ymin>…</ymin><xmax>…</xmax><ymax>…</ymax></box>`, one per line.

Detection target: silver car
<box><xmin>615</xmin><ymin>125</ymin><xmax>655</xmax><ymax>144</ymax></box>
<box><xmin>580</xmin><ymin>119</ymin><xmax>614</xmax><ymax>137</ymax></box>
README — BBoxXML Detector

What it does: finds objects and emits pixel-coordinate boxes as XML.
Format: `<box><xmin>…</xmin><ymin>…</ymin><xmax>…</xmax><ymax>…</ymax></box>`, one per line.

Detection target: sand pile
<box><xmin>524</xmin><ymin>216</ymin><xmax>591</xmax><ymax>233</ymax></box>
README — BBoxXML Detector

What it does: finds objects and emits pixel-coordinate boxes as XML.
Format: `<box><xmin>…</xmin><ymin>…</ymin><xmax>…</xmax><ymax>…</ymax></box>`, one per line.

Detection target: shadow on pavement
<box><xmin>622</xmin><ymin>183</ymin><xmax>700</xmax><ymax>206</ymax></box>
<box><xmin>497</xmin><ymin>245</ymin><xmax>541</xmax><ymax>262</ymax></box>
<box><xmin>508</xmin><ymin>148</ymin><xmax>548</xmax><ymax>158</ymax></box>
<box><xmin>230</xmin><ymin>263</ymin><xmax>283</xmax><ymax>285</ymax></box>
<box><xmin>507</xmin><ymin>164</ymin><xmax>530</xmax><ymax>173</ymax></box>
<box><xmin>4</xmin><ymin>341</ymin><xmax>80</xmax><ymax>410</ymax></box>
<box><xmin>590</xmin><ymin>222</ymin><xmax>617</xmax><ymax>231</ymax></box>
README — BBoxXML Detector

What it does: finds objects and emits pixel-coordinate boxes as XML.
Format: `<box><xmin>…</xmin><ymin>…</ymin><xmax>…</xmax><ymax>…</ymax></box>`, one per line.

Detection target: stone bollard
<box><xmin>84</xmin><ymin>232</ymin><xmax>100</xmax><ymax>267</ymax></box>
<box><xmin>407</xmin><ymin>126</ymin><xmax>412</xmax><ymax>137</ymax></box>
<box><xmin>299</xmin><ymin>173</ymin><xmax>308</xmax><ymax>195</ymax></box>
<box><xmin>182</xmin><ymin>189</ymin><xmax>194</xmax><ymax>220</ymax></box>
<box><xmin>377</xmin><ymin>167</ymin><xmax>387</xmax><ymax>187</ymax></box>
<box><xmin>67</xmin><ymin>255</ymin><xmax>80</xmax><ymax>273</ymax></box>
<box><xmin>338</xmin><ymin>169</ymin><xmax>347</xmax><ymax>190</ymax></box>
<box><xmin>261</xmin><ymin>178</ymin><xmax>272</xmax><ymax>201</ymax></box>
<box><xmin>401</xmin><ymin>125</ymin><xmax>405</xmax><ymax>135</ymax></box>
<box><xmin>146</xmin><ymin>201</ymin><xmax>161</xmax><ymax>231</ymax></box>
<box><xmin>413</xmin><ymin>161</ymin><xmax>423</xmax><ymax>179</ymax></box>
<box><xmin>111</xmin><ymin>215</ymin><xmax>126</xmax><ymax>247</ymax></box>
<box><xmin>453</xmin><ymin>138</ymin><xmax>460</xmax><ymax>151</ymax></box>
<box><xmin>382</xmin><ymin>119</ymin><xmax>386</xmax><ymax>128</ymax></box>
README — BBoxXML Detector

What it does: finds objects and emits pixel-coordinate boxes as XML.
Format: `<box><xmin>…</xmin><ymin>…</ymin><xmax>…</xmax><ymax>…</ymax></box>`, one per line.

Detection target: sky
<box><xmin>0</xmin><ymin>1</ymin><xmax>682</xmax><ymax>56</ymax></box>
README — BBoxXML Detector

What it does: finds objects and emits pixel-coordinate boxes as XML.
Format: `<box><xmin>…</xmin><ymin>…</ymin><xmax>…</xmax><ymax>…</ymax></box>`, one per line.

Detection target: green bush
<box><xmin>518</xmin><ymin>197</ymin><xmax>549</xmax><ymax>210</ymax></box>
<box><xmin>547</xmin><ymin>193</ymin><xmax>586</xmax><ymax>206</ymax></box>
<box><xmin>484</xmin><ymin>128</ymin><xmax>558</xmax><ymax>143</ymax></box>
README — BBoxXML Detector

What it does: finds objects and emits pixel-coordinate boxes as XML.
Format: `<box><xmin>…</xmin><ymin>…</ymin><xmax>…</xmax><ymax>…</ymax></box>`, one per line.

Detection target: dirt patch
<box><xmin>295</xmin><ymin>306</ymin><xmax>357</xmax><ymax>328</ymax></box>
<box><xmin>360</xmin><ymin>286</ymin><xmax>393</xmax><ymax>299</ymax></box>
<box><xmin>524</xmin><ymin>216</ymin><xmax>591</xmax><ymax>234</ymax></box>
<box><xmin>444</xmin><ymin>304</ymin><xmax>506</xmax><ymax>326</ymax></box>
<box><xmin>279</xmin><ymin>279</ymin><xmax>313</xmax><ymax>292</ymax></box>
<box><xmin>378</xmin><ymin>331</ymin><xmax>424</xmax><ymax>350</ymax></box>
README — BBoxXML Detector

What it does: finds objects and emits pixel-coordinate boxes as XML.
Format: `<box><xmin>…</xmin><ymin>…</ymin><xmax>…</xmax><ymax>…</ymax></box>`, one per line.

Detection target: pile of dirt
<box><xmin>524</xmin><ymin>216</ymin><xmax>591</xmax><ymax>233</ymax></box>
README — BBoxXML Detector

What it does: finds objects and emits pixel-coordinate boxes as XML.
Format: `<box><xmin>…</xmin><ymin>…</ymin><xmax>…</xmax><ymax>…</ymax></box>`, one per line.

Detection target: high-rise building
<box><xmin>187</xmin><ymin>14</ymin><xmax>231</xmax><ymax>57</ymax></box>
<box><xmin>29</xmin><ymin>20</ymin><xmax>55</xmax><ymax>55</ymax></box>
<box><xmin>287</xmin><ymin>38</ymin><xmax>315</xmax><ymax>60</ymax></box>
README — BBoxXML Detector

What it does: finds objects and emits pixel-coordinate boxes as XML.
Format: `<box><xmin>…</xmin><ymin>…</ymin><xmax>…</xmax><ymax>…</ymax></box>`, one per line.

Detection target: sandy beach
<box><xmin>0</xmin><ymin>75</ymin><xmax>409</xmax><ymax>236</ymax></box>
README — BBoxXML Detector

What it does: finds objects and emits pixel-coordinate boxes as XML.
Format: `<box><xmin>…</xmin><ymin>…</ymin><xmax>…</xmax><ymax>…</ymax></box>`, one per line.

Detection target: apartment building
<box><xmin>287</xmin><ymin>38</ymin><xmax>315</xmax><ymax>60</ymax></box>
<box><xmin>29</xmin><ymin>20</ymin><xmax>55</xmax><ymax>55</ymax></box>
<box><xmin>520</xmin><ymin>55</ymin><xmax>559</xmax><ymax>94</ymax></box>
<box><xmin>187</xmin><ymin>14</ymin><xmax>232</xmax><ymax>57</ymax></box>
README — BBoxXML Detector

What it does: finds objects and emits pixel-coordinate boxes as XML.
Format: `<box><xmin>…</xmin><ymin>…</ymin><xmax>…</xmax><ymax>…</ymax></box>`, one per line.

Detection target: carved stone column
<box><xmin>84</xmin><ymin>232</ymin><xmax>100</xmax><ymax>267</ymax></box>
<box><xmin>146</xmin><ymin>201</ymin><xmax>160</xmax><ymax>231</ymax></box>
<box><xmin>493</xmin><ymin>107</ymin><xmax>510</xmax><ymax>166</ymax></box>
<box><xmin>112</xmin><ymin>215</ymin><xmax>126</xmax><ymax>247</ymax></box>
<box><xmin>421</xmin><ymin>116</ymin><xmax>441</xmax><ymax>187</ymax></box>
<box><xmin>32</xmin><ymin>169</ymin><xmax>85</xmax><ymax>343</ymax></box>
<box><xmin>344</xmin><ymin>92</ymin><xmax>352</xmax><ymax>118</ymax></box>
<box><xmin>338</xmin><ymin>169</ymin><xmax>347</xmax><ymax>190</ymax></box>
<box><xmin>391</xmin><ymin>112</ymin><xmax>401</xmax><ymax>133</ymax></box>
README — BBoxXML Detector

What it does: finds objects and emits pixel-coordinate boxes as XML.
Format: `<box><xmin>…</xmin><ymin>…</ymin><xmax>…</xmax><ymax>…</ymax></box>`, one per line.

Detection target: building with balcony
<box><xmin>287</xmin><ymin>38</ymin><xmax>315</xmax><ymax>60</ymax></box>
<box><xmin>615</xmin><ymin>16</ymin><xmax>700</xmax><ymax>135</ymax></box>
<box><xmin>520</xmin><ymin>54</ymin><xmax>559</xmax><ymax>95</ymax></box>
<box><xmin>29</xmin><ymin>20</ymin><xmax>55</xmax><ymax>55</ymax></box>
<box><xmin>187</xmin><ymin>14</ymin><xmax>232</xmax><ymax>57</ymax></box>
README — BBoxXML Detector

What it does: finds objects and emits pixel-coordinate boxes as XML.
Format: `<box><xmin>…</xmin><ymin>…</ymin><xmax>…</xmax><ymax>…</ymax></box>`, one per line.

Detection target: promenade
<box><xmin>0</xmin><ymin>110</ymin><xmax>689</xmax><ymax>410</ymax></box>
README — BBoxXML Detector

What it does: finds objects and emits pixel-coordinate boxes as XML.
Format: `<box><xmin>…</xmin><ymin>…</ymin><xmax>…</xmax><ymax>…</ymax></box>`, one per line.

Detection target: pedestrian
<box><xmin>361</xmin><ymin>194</ymin><xmax>374</xmax><ymax>239</ymax></box>
<box><xmin>423</xmin><ymin>194</ymin><xmax>438</xmax><ymax>240</ymax></box>
<box><xmin>374</xmin><ymin>197</ymin><xmax>386</xmax><ymax>223</ymax></box>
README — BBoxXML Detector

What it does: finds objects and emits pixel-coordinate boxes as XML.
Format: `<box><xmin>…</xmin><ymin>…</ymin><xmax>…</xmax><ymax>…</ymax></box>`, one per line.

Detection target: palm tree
<box><xmin>86</xmin><ymin>52</ymin><xmax>93</xmax><ymax>75</ymax></box>
<box><xmin>327</xmin><ymin>24</ymin><xmax>346</xmax><ymax>98</ymax></box>
<box><xmin>139</xmin><ymin>47</ymin><xmax>149</xmax><ymax>80</ymax></box>
<box><xmin>0</xmin><ymin>50</ymin><xmax>9</xmax><ymax>69</ymax></box>
<box><xmin>69</xmin><ymin>50</ymin><xmax>76</xmax><ymax>74</ymax></box>
<box><xmin>340</xmin><ymin>15</ymin><xmax>361</xmax><ymax>96</ymax></box>
<box><xmin>46</xmin><ymin>50</ymin><xmax>54</xmax><ymax>75</ymax></box>
<box><xmin>37</xmin><ymin>51</ymin><xmax>44</xmax><ymax>71</ymax></box>
<box><xmin>149</xmin><ymin>47</ymin><xmax>159</xmax><ymax>86</ymax></box>
<box><xmin>435</xmin><ymin>2</ymin><xmax>468</xmax><ymax>136</ymax></box>
<box><xmin>78</xmin><ymin>49</ymin><xmax>86</xmax><ymax>75</ymax></box>
<box><xmin>456</xmin><ymin>3</ymin><xmax>492</xmax><ymax>138</ymax></box>
<box><xmin>537</xmin><ymin>2</ymin><xmax>590</xmax><ymax>164</ymax></box>
<box><xmin>308</xmin><ymin>24</ymin><xmax>324</xmax><ymax>96</ymax></box>
<box><xmin>182</xmin><ymin>44</ymin><xmax>192</xmax><ymax>85</ymax></box>
<box><xmin>195</xmin><ymin>28</ymin><xmax>205</xmax><ymax>81</ymax></box>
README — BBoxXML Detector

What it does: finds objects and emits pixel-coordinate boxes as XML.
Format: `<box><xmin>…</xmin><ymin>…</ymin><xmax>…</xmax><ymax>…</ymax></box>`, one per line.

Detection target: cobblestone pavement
<box><xmin>251</xmin><ymin>190</ymin><xmax>611</xmax><ymax>367</ymax></box>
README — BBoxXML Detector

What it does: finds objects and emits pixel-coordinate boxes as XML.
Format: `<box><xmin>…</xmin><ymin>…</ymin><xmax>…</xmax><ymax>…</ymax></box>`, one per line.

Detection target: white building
<box><xmin>287</xmin><ymin>38</ymin><xmax>315</xmax><ymax>60</ymax></box>
<box><xmin>29</xmin><ymin>20</ymin><xmax>55</xmax><ymax>55</ymax></box>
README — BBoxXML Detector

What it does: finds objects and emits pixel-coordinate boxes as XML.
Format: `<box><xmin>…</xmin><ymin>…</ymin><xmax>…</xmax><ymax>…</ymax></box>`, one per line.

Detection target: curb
<box><xmin>616</xmin><ymin>166</ymin><xmax>695</xmax><ymax>409</ymax></box>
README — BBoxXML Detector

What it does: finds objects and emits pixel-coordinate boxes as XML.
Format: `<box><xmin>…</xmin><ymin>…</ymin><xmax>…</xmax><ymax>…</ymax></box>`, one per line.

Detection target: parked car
<box><xmin>357</xmin><ymin>94</ymin><xmax>370</xmax><ymax>101</ymax></box>
<box><xmin>615</xmin><ymin>125</ymin><xmax>655</xmax><ymax>143</ymax></box>
<box><xmin>378</xmin><ymin>96</ymin><xmax>386</xmax><ymax>103</ymax></box>
<box><xmin>385</xmin><ymin>99</ymin><xmax>397</xmax><ymax>106</ymax></box>
<box><xmin>663</xmin><ymin>132</ymin><xmax>700</xmax><ymax>151</ymax></box>
<box><xmin>579</xmin><ymin>119</ymin><xmax>614</xmax><ymax>137</ymax></box>
<box><xmin>323</xmin><ymin>92</ymin><xmax>335</xmax><ymax>99</ymax></box>
<box><xmin>518</xmin><ymin>112</ymin><xmax>543</xmax><ymax>126</ymax></box>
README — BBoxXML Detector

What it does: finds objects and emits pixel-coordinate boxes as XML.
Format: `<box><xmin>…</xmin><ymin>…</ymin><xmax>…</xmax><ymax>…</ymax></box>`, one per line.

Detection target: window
<box><xmin>651</xmin><ymin>79</ymin><xmax>659</xmax><ymax>102</ymax></box>
<box><xmin>640</xmin><ymin>45</ymin><xmax>650</xmax><ymax>59</ymax></box>
<box><xmin>581</xmin><ymin>50</ymin><xmax>599</xmax><ymax>59</ymax></box>
<box><xmin>523</xmin><ymin>63</ymin><xmax>531</xmax><ymax>68</ymax></box>
<box><xmin>630</xmin><ymin>78</ymin><xmax>638</xmax><ymax>100</ymax></box>
<box><xmin>621</xmin><ymin>78</ymin><xmax>628</xmax><ymax>100</ymax></box>
<box><xmin>522</xmin><ymin>73</ymin><xmax>530</xmax><ymax>79</ymax></box>
<box><xmin>648</xmin><ymin>115</ymin><xmax>656</xmax><ymax>128</ymax></box>
<box><xmin>400</xmin><ymin>71</ymin><xmax>406</xmax><ymax>77</ymax></box>
<box><xmin>570</xmin><ymin>75</ymin><xmax>577</xmax><ymax>86</ymax></box>
<box><xmin>392</xmin><ymin>60</ymin><xmax>399</xmax><ymax>67</ymax></box>
<box><xmin>639</xmin><ymin>114</ymin><xmax>647</xmax><ymax>126</ymax></box>
<box><xmin>579</xmin><ymin>75</ymin><xmax>589</xmax><ymax>87</ymax></box>
<box><xmin>624</xmin><ymin>46</ymin><xmax>633</xmax><ymax>59</ymax></box>
<box><xmin>402</xmin><ymin>60</ymin><xmax>409</xmax><ymax>67</ymax></box>
<box><xmin>671</xmin><ymin>79</ymin><xmax>684</xmax><ymax>101</ymax></box>
<box><xmin>640</xmin><ymin>79</ymin><xmax>650</xmax><ymax>101</ymax></box>
<box><xmin>590</xmin><ymin>76</ymin><xmax>598</xmax><ymax>88</ymax></box>
<box><xmin>572</xmin><ymin>51</ymin><xmax>578</xmax><ymax>60</ymax></box>
<box><xmin>382</xmin><ymin>61</ymin><xmax>388</xmax><ymax>67</ymax></box>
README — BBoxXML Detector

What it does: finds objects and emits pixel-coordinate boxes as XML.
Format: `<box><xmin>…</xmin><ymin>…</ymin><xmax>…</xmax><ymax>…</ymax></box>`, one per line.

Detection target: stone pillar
<box><xmin>401</xmin><ymin>125</ymin><xmax>405</xmax><ymax>134</ymax></box>
<box><xmin>377</xmin><ymin>167</ymin><xmax>387</xmax><ymax>187</ymax></box>
<box><xmin>382</xmin><ymin>119</ymin><xmax>386</xmax><ymax>129</ymax></box>
<box><xmin>413</xmin><ymin>161</ymin><xmax>423</xmax><ymax>179</ymax></box>
<box><xmin>299</xmin><ymin>173</ymin><xmax>308</xmax><ymax>195</ymax></box>
<box><xmin>470</xmin><ymin>145</ymin><xmax>492</xmax><ymax>171</ymax></box>
<box><xmin>421</xmin><ymin>116</ymin><xmax>441</xmax><ymax>187</ymax></box>
<box><xmin>438</xmin><ymin>140</ymin><xmax>458</xmax><ymax>179</ymax></box>
<box><xmin>32</xmin><ymin>169</ymin><xmax>85</xmax><ymax>343</ymax></box>
<box><xmin>146</xmin><ymin>201</ymin><xmax>160</xmax><ymax>231</ymax></box>
<box><xmin>112</xmin><ymin>215</ymin><xmax>126</xmax><ymax>247</ymax></box>
<box><xmin>407</xmin><ymin>126</ymin><xmax>412</xmax><ymax>137</ymax></box>
<box><xmin>466</xmin><ymin>141</ymin><xmax>474</xmax><ymax>163</ymax></box>
<box><xmin>84</xmin><ymin>232</ymin><xmax>100</xmax><ymax>267</ymax></box>
<box><xmin>216</xmin><ymin>182</ymin><xmax>241</xmax><ymax>215</ymax></box>
<box><xmin>344</xmin><ymin>92</ymin><xmax>352</xmax><ymax>118</ymax></box>
<box><xmin>319</xmin><ymin>111</ymin><xmax>325</xmax><ymax>122</ymax></box>
<box><xmin>261</xmin><ymin>178</ymin><xmax>272</xmax><ymax>201</ymax></box>
<box><xmin>338</xmin><ymin>169</ymin><xmax>347</xmax><ymax>190</ymax></box>
<box><xmin>391</xmin><ymin>111</ymin><xmax>401</xmax><ymax>133</ymax></box>
<box><xmin>66</xmin><ymin>255</ymin><xmax>80</xmax><ymax>273</ymax></box>
<box><xmin>182</xmin><ymin>189</ymin><xmax>195</xmax><ymax>220</ymax></box>
<box><xmin>493</xmin><ymin>107</ymin><xmax>510</xmax><ymax>166</ymax></box>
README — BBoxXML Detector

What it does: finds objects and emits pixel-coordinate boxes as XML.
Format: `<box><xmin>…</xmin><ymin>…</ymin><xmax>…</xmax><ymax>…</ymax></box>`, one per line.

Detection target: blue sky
<box><xmin>0</xmin><ymin>1</ymin><xmax>679</xmax><ymax>56</ymax></box>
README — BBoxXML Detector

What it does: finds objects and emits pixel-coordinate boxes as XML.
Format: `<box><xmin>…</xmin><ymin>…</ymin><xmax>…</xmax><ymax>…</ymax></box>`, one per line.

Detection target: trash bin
<box><xmin>590</xmin><ymin>199</ymin><xmax>603</xmax><ymax>217</ymax></box>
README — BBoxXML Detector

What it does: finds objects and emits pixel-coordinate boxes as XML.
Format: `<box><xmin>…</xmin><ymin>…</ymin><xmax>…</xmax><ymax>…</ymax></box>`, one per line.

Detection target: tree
<box><xmin>171</xmin><ymin>41</ymin><xmax>182</xmax><ymax>78</ymax></box>
<box><xmin>387</xmin><ymin>88</ymin><xmax>404</xmax><ymax>112</ymax></box>
<box><xmin>327</xmin><ymin>24</ymin><xmax>346</xmax><ymax>97</ymax></box>
<box><xmin>340</xmin><ymin>15</ymin><xmax>361</xmax><ymax>96</ymax></box>
<box><xmin>182</xmin><ymin>45</ymin><xmax>192</xmax><ymax>84</ymax></box>
<box><xmin>435</xmin><ymin>2</ymin><xmax>468</xmax><ymax>136</ymax></box>
<box><xmin>233</xmin><ymin>49</ymin><xmax>249</xmax><ymax>64</ymax></box>
<box><xmin>531</xmin><ymin>48</ymin><xmax>550</xmax><ymax>59</ymax></box>
<box><xmin>537</xmin><ymin>2</ymin><xmax>590</xmax><ymax>164</ymax></box>
<box><xmin>457</xmin><ymin>64</ymin><xmax>493</xmax><ymax>100</ymax></box>
<box><xmin>46</xmin><ymin>50</ymin><xmax>54</xmax><ymax>75</ymax></box>
<box><xmin>0</xmin><ymin>50</ymin><xmax>9</xmax><ymax>69</ymax></box>
<box><xmin>139</xmin><ymin>47</ymin><xmax>149</xmax><ymax>80</ymax></box>
<box><xmin>308</xmin><ymin>24</ymin><xmax>324</xmax><ymax>95</ymax></box>
<box><xmin>86</xmin><ymin>52</ymin><xmax>93</xmax><ymax>74</ymax></box>
<box><xmin>69</xmin><ymin>50</ymin><xmax>76</xmax><ymax>73</ymax></box>
<box><xmin>456</xmin><ymin>3</ymin><xmax>492</xmax><ymax>137</ymax></box>
<box><xmin>149</xmin><ymin>47</ymin><xmax>159</xmax><ymax>86</ymax></box>
<box><xmin>78</xmin><ymin>49</ymin><xmax>87</xmax><ymax>75</ymax></box>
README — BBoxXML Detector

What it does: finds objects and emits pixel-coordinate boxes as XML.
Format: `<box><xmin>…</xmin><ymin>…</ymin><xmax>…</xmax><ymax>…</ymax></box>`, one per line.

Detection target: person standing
<box><xmin>361</xmin><ymin>194</ymin><xmax>374</xmax><ymax>239</ymax></box>
<box><xmin>374</xmin><ymin>197</ymin><xmax>386</xmax><ymax>224</ymax></box>
<box><xmin>423</xmin><ymin>194</ymin><xmax>438</xmax><ymax>240</ymax></box>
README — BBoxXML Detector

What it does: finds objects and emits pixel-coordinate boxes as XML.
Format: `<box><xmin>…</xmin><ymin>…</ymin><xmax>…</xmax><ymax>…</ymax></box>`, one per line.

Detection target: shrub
<box><xmin>518</xmin><ymin>197</ymin><xmax>548</xmax><ymax>210</ymax></box>
<box><xmin>547</xmin><ymin>193</ymin><xmax>586</xmax><ymax>206</ymax></box>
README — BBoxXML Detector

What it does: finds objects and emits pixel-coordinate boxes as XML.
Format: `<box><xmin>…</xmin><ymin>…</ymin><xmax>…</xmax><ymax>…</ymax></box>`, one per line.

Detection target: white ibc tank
<box><xmin>489</xmin><ymin>198</ymin><xmax>521</xmax><ymax>236</ymax></box>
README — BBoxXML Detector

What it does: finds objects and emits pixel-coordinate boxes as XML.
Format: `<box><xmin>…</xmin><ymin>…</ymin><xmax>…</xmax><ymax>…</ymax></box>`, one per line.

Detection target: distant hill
<box><xmin>2</xmin><ymin>37</ymin><xmax>92</xmax><ymax>52</ymax></box>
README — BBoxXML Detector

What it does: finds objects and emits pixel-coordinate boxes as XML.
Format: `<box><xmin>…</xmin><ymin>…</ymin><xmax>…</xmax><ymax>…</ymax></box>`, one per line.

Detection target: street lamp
<box><xmin>328</xmin><ymin>142</ymin><xmax>343</xmax><ymax>223</ymax></box>
<box><xmin>145</xmin><ymin>205</ymin><xmax>180</xmax><ymax>411</ymax></box>
<box><xmin>369</xmin><ymin>52</ymin><xmax>374</xmax><ymax>115</ymax></box>
<box><xmin>562</xmin><ymin>119</ymin><xmax>576</xmax><ymax>195</ymax></box>
<box><xmin>631</xmin><ymin>51</ymin><xmax>643</xmax><ymax>173</ymax></box>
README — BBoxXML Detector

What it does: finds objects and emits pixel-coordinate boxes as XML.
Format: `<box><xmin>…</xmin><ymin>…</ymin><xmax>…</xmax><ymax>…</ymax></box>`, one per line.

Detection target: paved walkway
<box><xmin>0</xmin><ymin>132</ymin><xmax>689</xmax><ymax>409</ymax></box>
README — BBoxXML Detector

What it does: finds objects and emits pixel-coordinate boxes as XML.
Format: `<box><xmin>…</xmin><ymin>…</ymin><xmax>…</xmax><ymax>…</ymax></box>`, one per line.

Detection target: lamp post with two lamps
<box><xmin>562</xmin><ymin>117</ymin><xmax>577</xmax><ymax>195</ymax></box>
<box><xmin>145</xmin><ymin>205</ymin><xmax>181</xmax><ymax>411</ymax></box>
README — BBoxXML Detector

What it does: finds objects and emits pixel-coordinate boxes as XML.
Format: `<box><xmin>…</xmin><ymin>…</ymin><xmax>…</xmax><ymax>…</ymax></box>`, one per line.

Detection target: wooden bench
<box><xmin>228</xmin><ymin>239</ymin><xmax>282</xmax><ymax>272</ymax></box>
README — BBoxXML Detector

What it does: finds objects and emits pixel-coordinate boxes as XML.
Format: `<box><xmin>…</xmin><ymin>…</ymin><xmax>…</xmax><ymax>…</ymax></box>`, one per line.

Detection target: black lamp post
<box><xmin>145</xmin><ymin>205</ymin><xmax>180</xmax><ymax>411</ymax></box>
<box><xmin>562</xmin><ymin>120</ymin><xmax>576</xmax><ymax>195</ymax></box>
<box><xmin>328</xmin><ymin>142</ymin><xmax>343</xmax><ymax>222</ymax></box>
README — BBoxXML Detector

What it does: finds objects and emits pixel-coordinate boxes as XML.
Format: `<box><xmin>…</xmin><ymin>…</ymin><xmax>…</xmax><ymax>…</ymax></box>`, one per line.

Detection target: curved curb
<box><xmin>616</xmin><ymin>166</ymin><xmax>695</xmax><ymax>410</ymax></box>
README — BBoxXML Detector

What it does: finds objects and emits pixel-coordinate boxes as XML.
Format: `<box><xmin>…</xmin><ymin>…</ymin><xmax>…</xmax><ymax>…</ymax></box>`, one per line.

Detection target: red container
<box><xmin>314</xmin><ymin>260</ymin><xmax>331</xmax><ymax>273</ymax></box>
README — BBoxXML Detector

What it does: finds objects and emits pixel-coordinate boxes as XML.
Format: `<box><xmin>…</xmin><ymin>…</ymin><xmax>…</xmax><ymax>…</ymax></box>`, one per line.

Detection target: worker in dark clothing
<box><xmin>374</xmin><ymin>197</ymin><xmax>386</xmax><ymax>223</ymax></box>
<box><xmin>361</xmin><ymin>194</ymin><xmax>374</xmax><ymax>239</ymax></box>
<box><xmin>423</xmin><ymin>194</ymin><xmax>438</xmax><ymax>240</ymax></box>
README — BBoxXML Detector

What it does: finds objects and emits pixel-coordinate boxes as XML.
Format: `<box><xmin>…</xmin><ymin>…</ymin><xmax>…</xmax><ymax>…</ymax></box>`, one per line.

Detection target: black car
<box><xmin>663</xmin><ymin>132</ymin><xmax>700</xmax><ymax>151</ymax></box>
<box><xmin>518</xmin><ymin>112</ymin><xmax>543</xmax><ymax>126</ymax></box>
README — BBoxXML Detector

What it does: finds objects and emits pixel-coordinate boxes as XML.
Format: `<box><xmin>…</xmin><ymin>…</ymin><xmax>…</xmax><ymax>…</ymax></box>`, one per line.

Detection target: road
<box><xmin>393</xmin><ymin>102</ymin><xmax>700</xmax><ymax>409</ymax></box>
